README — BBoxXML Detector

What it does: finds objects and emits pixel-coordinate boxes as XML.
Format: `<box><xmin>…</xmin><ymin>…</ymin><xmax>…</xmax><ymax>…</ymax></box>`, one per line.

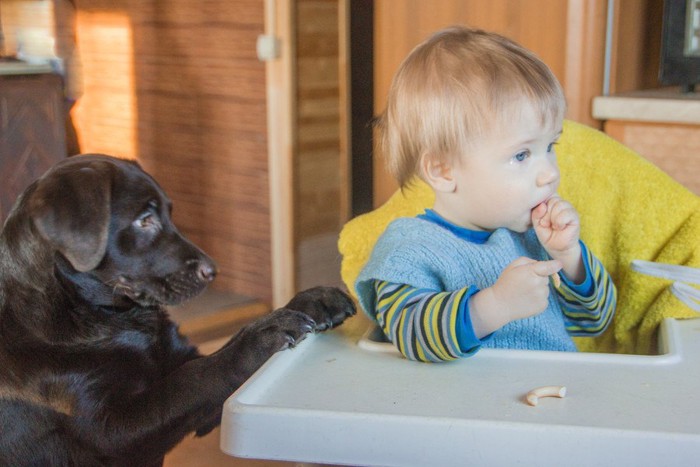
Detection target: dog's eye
<box><xmin>134</xmin><ymin>212</ymin><xmax>159</xmax><ymax>231</ymax></box>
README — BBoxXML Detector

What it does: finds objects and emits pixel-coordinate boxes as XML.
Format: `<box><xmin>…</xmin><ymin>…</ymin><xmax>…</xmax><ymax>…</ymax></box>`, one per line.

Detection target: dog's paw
<box><xmin>222</xmin><ymin>309</ymin><xmax>319</xmax><ymax>381</ymax></box>
<box><xmin>246</xmin><ymin>308</ymin><xmax>316</xmax><ymax>353</ymax></box>
<box><xmin>284</xmin><ymin>286</ymin><xmax>356</xmax><ymax>332</ymax></box>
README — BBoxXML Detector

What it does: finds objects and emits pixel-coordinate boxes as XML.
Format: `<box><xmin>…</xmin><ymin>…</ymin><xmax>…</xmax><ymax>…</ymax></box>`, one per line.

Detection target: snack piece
<box><xmin>551</xmin><ymin>273</ymin><xmax>561</xmax><ymax>288</ymax></box>
<box><xmin>525</xmin><ymin>385</ymin><xmax>566</xmax><ymax>406</ymax></box>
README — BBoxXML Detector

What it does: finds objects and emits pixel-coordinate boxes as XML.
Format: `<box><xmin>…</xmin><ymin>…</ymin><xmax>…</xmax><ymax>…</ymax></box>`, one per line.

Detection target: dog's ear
<box><xmin>29</xmin><ymin>162</ymin><xmax>112</xmax><ymax>272</ymax></box>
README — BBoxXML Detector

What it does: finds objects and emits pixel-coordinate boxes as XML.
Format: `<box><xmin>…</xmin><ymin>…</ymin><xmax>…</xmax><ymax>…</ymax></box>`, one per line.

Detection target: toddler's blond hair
<box><xmin>378</xmin><ymin>26</ymin><xmax>566</xmax><ymax>188</ymax></box>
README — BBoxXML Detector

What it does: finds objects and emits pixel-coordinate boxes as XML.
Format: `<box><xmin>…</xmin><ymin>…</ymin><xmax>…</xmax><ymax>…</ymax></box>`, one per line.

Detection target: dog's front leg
<box><xmin>94</xmin><ymin>288</ymin><xmax>355</xmax><ymax>459</ymax></box>
<box><xmin>98</xmin><ymin>288</ymin><xmax>355</xmax><ymax>461</ymax></box>
<box><xmin>193</xmin><ymin>286</ymin><xmax>357</xmax><ymax>435</ymax></box>
<box><xmin>192</xmin><ymin>307</ymin><xmax>320</xmax><ymax>435</ymax></box>
<box><xmin>208</xmin><ymin>286</ymin><xmax>356</xmax><ymax>383</ymax></box>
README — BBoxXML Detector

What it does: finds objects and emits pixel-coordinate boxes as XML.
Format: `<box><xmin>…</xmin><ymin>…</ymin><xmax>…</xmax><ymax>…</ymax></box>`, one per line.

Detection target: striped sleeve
<box><xmin>372</xmin><ymin>280</ymin><xmax>480</xmax><ymax>362</ymax></box>
<box><xmin>555</xmin><ymin>242</ymin><xmax>617</xmax><ymax>336</ymax></box>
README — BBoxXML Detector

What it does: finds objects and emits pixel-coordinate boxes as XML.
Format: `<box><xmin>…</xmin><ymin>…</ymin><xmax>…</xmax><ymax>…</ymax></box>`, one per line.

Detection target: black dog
<box><xmin>0</xmin><ymin>155</ymin><xmax>355</xmax><ymax>466</ymax></box>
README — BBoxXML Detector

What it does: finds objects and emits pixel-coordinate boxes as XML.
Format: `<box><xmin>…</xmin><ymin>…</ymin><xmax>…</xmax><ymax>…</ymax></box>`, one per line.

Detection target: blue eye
<box><xmin>513</xmin><ymin>151</ymin><xmax>530</xmax><ymax>162</ymax></box>
<box><xmin>547</xmin><ymin>142</ymin><xmax>558</xmax><ymax>153</ymax></box>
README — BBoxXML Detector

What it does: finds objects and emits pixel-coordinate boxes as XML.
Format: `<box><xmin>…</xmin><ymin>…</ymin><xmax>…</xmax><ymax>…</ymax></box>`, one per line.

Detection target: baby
<box><xmin>356</xmin><ymin>26</ymin><xmax>617</xmax><ymax>362</ymax></box>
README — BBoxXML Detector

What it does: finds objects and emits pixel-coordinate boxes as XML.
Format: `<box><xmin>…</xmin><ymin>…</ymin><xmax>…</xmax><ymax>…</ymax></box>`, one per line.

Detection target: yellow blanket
<box><xmin>339</xmin><ymin>120</ymin><xmax>700</xmax><ymax>355</ymax></box>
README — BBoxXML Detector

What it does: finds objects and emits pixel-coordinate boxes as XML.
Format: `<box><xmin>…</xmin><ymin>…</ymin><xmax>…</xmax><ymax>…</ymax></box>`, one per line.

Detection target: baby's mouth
<box><xmin>531</xmin><ymin>200</ymin><xmax>547</xmax><ymax>214</ymax></box>
<box><xmin>530</xmin><ymin>194</ymin><xmax>556</xmax><ymax>224</ymax></box>
<box><xmin>534</xmin><ymin>193</ymin><xmax>557</xmax><ymax>211</ymax></box>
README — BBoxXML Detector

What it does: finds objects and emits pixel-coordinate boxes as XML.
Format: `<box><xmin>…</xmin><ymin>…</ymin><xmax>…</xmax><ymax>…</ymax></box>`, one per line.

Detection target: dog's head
<box><xmin>25</xmin><ymin>154</ymin><xmax>216</xmax><ymax>307</ymax></box>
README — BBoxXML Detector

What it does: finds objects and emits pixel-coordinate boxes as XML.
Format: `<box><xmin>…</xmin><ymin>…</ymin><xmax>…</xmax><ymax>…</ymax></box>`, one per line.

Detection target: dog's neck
<box><xmin>55</xmin><ymin>256</ymin><xmax>137</xmax><ymax>312</ymax></box>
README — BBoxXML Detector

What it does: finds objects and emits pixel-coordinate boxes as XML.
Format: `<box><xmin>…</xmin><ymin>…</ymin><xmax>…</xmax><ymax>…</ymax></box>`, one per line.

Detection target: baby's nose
<box><xmin>537</xmin><ymin>159</ymin><xmax>560</xmax><ymax>186</ymax></box>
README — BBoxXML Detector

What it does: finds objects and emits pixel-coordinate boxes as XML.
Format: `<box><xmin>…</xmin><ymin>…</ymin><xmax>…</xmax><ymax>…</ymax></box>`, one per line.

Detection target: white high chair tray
<box><xmin>220</xmin><ymin>317</ymin><xmax>700</xmax><ymax>466</ymax></box>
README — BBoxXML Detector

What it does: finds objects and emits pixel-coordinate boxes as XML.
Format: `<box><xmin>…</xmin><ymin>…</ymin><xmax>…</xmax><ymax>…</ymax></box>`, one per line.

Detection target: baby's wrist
<box><xmin>469</xmin><ymin>288</ymin><xmax>508</xmax><ymax>338</ymax></box>
<box><xmin>548</xmin><ymin>242</ymin><xmax>580</xmax><ymax>263</ymax></box>
<box><xmin>552</xmin><ymin>244</ymin><xmax>584</xmax><ymax>283</ymax></box>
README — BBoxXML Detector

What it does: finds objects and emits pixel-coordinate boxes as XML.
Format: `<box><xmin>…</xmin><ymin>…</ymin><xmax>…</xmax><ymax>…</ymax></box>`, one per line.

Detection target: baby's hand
<box><xmin>470</xmin><ymin>257</ymin><xmax>562</xmax><ymax>337</ymax></box>
<box><xmin>492</xmin><ymin>257</ymin><xmax>562</xmax><ymax>320</ymax></box>
<box><xmin>531</xmin><ymin>195</ymin><xmax>581</xmax><ymax>258</ymax></box>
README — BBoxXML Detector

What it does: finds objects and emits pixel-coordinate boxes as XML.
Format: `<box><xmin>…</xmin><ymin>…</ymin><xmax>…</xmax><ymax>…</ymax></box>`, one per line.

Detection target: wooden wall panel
<box><xmin>296</xmin><ymin>0</ymin><xmax>341</xmax><ymax>238</ymax></box>
<box><xmin>609</xmin><ymin>0</ymin><xmax>662</xmax><ymax>95</ymax></box>
<box><xmin>562</xmin><ymin>0</ymin><xmax>607</xmax><ymax>128</ymax></box>
<box><xmin>72</xmin><ymin>9</ymin><xmax>136</xmax><ymax>158</ymax></box>
<box><xmin>373</xmin><ymin>0</ymin><xmax>571</xmax><ymax>117</ymax></box>
<box><xmin>295</xmin><ymin>0</ymin><xmax>344</xmax><ymax>290</ymax></box>
<box><xmin>72</xmin><ymin>0</ymin><xmax>272</xmax><ymax>301</ymax></box>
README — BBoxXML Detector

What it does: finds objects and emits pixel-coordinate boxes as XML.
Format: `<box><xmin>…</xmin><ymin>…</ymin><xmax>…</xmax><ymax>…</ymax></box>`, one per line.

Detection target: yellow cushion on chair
<box><xmin>338</xmin><ymin>120</ymin><xmax>700</xmax><ymax>355</ymax></box>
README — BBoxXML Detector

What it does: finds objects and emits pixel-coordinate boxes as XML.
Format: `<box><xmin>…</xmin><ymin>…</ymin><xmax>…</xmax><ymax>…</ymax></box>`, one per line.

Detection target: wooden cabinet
<box><xmin>0</xmin><ymin>71</ymin><xmax>67</xmax><ymax>223</ymax></box>
<box><xmin>592</xmin><ymin>88</ymin><xmax>700</xmax><ymax>196</ymax></box>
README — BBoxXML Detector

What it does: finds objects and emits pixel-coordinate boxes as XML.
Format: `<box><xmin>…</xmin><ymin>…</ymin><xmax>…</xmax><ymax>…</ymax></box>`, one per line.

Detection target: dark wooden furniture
<box><xmin>0</xmin><ymin>71</ymin><xmax>66</xmax><ymax>224</ymax></box>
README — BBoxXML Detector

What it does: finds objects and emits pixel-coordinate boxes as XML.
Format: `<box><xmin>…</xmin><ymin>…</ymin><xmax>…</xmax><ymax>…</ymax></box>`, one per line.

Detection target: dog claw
<box><xmin>284</xmin><ymin>330</ymin><xmax>311</xmax><ymax>350</ymax></box>
<box><xmin>313</xmin><ymin>320</ymin><xmax>332</xmax><ymax>332</ymax></box>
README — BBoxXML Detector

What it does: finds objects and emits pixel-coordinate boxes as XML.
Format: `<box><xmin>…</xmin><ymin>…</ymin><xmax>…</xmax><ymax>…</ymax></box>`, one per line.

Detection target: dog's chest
<box><xmin>1</xmin><ymin>324</ymin><xmax>174</xmax><ymax>418</ymax></box>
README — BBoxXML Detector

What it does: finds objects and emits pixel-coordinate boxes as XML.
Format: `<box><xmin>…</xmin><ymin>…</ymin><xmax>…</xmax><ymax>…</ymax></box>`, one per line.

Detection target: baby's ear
<box><xmin>421</xmin><ymin>154</ymin><xmax>456</xmax><ymax>193</ymax></box>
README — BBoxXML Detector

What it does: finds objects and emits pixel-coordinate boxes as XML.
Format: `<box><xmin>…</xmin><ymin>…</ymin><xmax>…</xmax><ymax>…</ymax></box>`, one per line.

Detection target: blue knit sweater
<box><xmin>356</xmin><ymin>216</ymin><xmax>579</xmax><ymax>352</ymax></box>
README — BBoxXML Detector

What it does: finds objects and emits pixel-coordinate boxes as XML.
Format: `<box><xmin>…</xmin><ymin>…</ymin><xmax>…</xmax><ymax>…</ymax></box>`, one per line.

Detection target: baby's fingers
<box><xmin>509</xmin><ymin>256</ymin><xmax>538</xmax><ymax>268</ymax></box>
<box><xmin>532</xmin><ymin>259</ymin><xmax>563</xmax><ymax>278</ymax></box>
<box><xmin>547</xmin><ymin>199</ymin><xmax>579</xmax><ymax>230</ymax></box>
<box><xmin>531</xmin><ymin>202</ymin><xmax>548</xmax><ymax>226</ymax></box>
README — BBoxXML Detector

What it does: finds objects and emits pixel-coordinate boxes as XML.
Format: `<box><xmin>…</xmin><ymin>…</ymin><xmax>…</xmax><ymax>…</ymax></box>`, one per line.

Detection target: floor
<box><xmin>164</xmin><ymin>427</ymin><xmax>294</xmax><ymax>467</ymax></box>
<box><xmin>166</xmin><ymin>289</ymin><xmax>270</xmax><ymax>345</ymax></box>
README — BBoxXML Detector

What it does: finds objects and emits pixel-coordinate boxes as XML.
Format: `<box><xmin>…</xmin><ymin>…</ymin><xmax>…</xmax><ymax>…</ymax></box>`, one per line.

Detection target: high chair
<box><xmin>339</xmin><ymin>119</ymin><xmax>700</xmax><ymax>355</ymax></box>
<box><xmin>219</xmin><ymin>121</ymin><xmax>700</xmax><ymax>466</ymax></box>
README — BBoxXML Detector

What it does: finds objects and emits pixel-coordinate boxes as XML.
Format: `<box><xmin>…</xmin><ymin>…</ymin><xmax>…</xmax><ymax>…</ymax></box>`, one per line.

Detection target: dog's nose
<box><xmin>197</xmin><ymin>261</ymin><xmax>217</xmax><ymax>282</ymax></box>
